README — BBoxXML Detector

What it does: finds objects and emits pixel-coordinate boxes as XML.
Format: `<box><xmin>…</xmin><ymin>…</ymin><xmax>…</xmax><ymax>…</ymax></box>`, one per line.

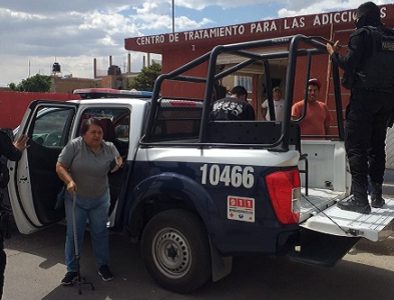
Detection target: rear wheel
<box><xmin>141</xmin><ymin>209</ymin><xmax>211</xmax><ymax>293</ymax></box>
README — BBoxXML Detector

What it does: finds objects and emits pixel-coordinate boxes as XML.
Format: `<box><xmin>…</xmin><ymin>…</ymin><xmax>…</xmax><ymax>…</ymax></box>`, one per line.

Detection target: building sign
<box><xmin>131</xmin><ymin>6</ymin><xmax>388</xmax><ymax>47</ymax></box>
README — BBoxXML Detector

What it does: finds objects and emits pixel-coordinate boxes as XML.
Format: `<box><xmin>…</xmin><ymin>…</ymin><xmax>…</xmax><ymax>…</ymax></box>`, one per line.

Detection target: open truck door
<box><xmin>8</xmin><ymin>100</ymin><xmax>78</xmax><ymax>234</ymax></box>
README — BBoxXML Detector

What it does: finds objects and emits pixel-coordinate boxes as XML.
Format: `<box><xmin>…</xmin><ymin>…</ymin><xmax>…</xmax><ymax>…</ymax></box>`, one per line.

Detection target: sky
<box><xmin>0</xmin><ymin>0</ymin><xmax>393</xmax><ymax>87</ymax></box>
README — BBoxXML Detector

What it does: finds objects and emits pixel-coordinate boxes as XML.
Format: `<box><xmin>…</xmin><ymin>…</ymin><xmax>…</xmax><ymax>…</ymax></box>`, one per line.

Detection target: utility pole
<box><xmin>172</xmin><ymin>0</ymin><xmax>175</xmax><ymax>33</ymax></box>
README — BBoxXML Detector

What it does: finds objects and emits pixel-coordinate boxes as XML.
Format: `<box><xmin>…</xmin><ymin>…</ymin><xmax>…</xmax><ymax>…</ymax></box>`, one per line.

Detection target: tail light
<box><xmin>265</xmin><ymin>168</ymin><xmax>301</xmax><ymax>224</ymax></box>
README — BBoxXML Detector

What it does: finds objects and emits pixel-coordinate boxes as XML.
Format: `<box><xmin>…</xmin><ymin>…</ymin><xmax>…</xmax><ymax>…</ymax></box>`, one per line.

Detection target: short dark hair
<box><xmin>230</xmin><ymin>86</ymin><xmax>248</xmax><ymax>97</ymax></box>
<box><xmin>80</xmin><ymin>118</ymin><xmax>103</xmax><ymax>135</ymax></box>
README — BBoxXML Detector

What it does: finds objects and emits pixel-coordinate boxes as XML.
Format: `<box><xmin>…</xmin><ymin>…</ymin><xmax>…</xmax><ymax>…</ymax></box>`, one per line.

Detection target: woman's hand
<box><xmin>56</xmin><ymin>162</ymin><xmax>77</xmax><ymax>194</ymax></box>
<box><xmin>66</xmin><ymin>180</ymin><xmax>77</xmax><ymax>194</ymax></box>
<box><xmin>110</xmin><ymin>156</ymin><xmax>123</xmax><ymax>173</ymax></box>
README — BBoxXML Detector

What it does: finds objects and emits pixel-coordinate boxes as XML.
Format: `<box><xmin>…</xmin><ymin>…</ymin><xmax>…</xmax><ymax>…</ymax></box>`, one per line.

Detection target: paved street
<box><xmin>3</xmin><ymin>222</ymin><xmax>394</xmax><ymax>300</ymax></box>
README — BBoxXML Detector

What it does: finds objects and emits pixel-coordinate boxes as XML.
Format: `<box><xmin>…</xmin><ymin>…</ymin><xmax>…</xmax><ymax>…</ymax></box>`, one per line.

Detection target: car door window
<box><xmin>31</xmin><ymin>107</ymin><xmax>74</xmax><ymax>148</ymax></box>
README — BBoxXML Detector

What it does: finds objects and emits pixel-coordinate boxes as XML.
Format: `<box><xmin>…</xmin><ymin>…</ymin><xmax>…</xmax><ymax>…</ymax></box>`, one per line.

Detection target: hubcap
<box><xmin>152</xmin><ymin>227</ymin><xmax>192</xmax><ymax>279</ymax></box>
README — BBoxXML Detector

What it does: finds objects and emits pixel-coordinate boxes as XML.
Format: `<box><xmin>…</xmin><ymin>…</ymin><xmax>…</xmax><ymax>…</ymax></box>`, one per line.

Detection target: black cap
<box><xmin>356</xmin><ymin>2</ymin><xmax>382</xmax><ymax>27</ymax></box>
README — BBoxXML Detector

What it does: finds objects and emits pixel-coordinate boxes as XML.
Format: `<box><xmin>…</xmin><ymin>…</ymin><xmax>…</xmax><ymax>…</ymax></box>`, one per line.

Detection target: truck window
<box><xmin>149</xmin><ymin>99</ymin><xmax>203</xmax><ymax>142</ymax></box>
<box><xmin>31</xmin><ymin>107</ymin><xmax>74</xmax><ymax>148</ymax></box>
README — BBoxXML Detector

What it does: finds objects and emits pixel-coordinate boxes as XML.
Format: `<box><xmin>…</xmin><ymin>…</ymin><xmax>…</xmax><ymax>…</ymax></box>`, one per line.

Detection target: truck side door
<box><xmin>8</xmin><ymin>101</ymin><xmax>78</xmax><ymax>234</ymax></box>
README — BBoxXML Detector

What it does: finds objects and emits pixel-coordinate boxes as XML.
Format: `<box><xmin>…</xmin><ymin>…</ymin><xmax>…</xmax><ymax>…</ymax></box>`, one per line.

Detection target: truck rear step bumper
<box><xmin>288</xmin><ymin>229</ymin><xmax>359</xmax><ymax>266</ymax></box>
<box><xmin>300</xmin><ymin>197</ymin><xmax>394</xmax><ymax>241</ymax></box>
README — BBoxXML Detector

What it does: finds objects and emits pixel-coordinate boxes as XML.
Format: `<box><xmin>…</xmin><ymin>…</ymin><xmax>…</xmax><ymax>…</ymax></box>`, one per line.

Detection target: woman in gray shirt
<box><xmin>56</xmin><ymin>118</ymin><xmax>122</xmax><ymax>286</ymax></box>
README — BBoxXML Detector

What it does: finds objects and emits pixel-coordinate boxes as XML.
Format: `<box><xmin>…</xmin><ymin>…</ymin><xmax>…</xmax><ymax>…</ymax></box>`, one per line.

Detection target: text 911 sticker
<box><xmin>227</xmin><ymin>196</ymin><xmax>255</xmax><ymax>223</ymax></box>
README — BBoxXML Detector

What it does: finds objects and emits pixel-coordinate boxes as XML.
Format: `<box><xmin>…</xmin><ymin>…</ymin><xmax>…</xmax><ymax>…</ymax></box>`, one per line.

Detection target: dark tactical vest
<box><xmin>354</xmin><ymin>26</ymin><xmax>394</xmax><ymax>90</ymax></box>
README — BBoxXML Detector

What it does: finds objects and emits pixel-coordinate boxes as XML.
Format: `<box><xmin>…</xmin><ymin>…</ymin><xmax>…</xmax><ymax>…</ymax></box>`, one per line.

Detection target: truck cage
<box><xmin>141</xmin><ymin>34</ymin><xmax>345</xmax><ymax>151</ymax></box>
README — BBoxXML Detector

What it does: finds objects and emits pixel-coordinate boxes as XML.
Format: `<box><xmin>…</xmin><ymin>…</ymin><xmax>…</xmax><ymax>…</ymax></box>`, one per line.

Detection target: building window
<box><xmin>234</xmin><ymin>76</ymin><xmax>252</xmax><ymax>92</ymax></box>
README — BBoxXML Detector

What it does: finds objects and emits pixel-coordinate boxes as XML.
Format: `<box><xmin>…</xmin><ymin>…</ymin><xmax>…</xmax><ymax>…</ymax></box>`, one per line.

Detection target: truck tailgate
<box><xmin>300</xmin><ymin>196</ymin><xmax>394</xmax><ymax>241</ymax></box>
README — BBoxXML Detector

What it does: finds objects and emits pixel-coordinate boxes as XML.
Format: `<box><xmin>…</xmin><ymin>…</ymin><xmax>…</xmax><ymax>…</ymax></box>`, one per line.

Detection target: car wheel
<box><xmin>141</xmin><ymin>209</ymin><xmax>211</xmax><ymax>293</ymax></box>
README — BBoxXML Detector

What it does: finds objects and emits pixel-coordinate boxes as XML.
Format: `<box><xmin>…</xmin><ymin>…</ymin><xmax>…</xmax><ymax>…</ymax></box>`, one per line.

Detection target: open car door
<box><xmin>8</xmin><ymin>100</ymin><xmax>79</xmax><ymax>234</ymax></box>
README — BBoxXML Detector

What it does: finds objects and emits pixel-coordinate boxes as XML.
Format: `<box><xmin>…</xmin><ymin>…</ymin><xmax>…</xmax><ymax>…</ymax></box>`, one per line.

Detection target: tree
<box><xmin>129</xmin><ymin>63</ymin><xmax>161</xmax><ymax>91</ymax></box>
<box><xmin>8</xmin><ymin>74</ymin><xmax>51</xmax><ymax>92</ymax></box>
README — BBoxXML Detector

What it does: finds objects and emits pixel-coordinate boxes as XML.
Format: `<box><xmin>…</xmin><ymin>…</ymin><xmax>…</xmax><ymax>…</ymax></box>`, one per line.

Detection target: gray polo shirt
<box><xmin>58</xmin><ymin>136</ymin><xmax>120</xmax><ymax>198</ymax></box>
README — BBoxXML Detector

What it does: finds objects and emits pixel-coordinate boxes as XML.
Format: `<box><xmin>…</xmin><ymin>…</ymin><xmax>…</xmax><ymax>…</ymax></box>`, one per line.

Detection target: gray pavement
<box><xmin>3</xmin><ymin>222</ymin><xmax>394</xmax><ymax>300</ymax></box>
<box><xmin>2</xmin><ymin>171</ymin><xmax>394</xmax><ymax>300</ymax></box>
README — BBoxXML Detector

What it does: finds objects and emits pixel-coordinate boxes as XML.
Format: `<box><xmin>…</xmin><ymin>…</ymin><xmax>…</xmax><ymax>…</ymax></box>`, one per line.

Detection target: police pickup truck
<box><xmin>7</xmin><ymin>35</ymin><xmax>394</xmax><ymax>293</ymax></box>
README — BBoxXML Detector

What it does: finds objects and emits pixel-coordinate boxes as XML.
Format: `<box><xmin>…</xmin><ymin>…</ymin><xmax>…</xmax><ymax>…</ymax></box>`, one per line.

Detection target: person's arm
<box><xmin>56</xmin><ymin>141</ymin><xmax>77</xmax><ymax>193</ymax></box>
<box><xmin>109</xmin><ymin>144</ymin><xmax>123</xmax><ymax>173</ymax></box>
<box><xmin>261</xmin><ymin>108</ymin><xmax>267</xmax><ymax>120</ymax></box>
<box><xmin>13</xmin><ymin>134</ymin><xmax>29</xmax><ymax>152</ymax></box>
<box><xmin>110</xmin><ymin>156</ymin><xmax>123</xmax><ymax>173</ymax></box>
<box><xmin>56</xmin><ymin>162</ymin><xmax>76</xmax><ymax>194</ymax></box>
<box><xmin>327</xmin><ymin>29</ymin><xmax>369</xmax><ymax>72</ymax></box>
<box><xmin>324</xmin><ymin>123</ymin><xmax>330</xmax><ymax>135</ymax></box>
<box><xmin>0</xmin><ymin>132</ymin><xmax>28</xmax><ymax>161</ymax></box>
<box><xmin>291</xmin><ymin>102</ymin><xmax>300</xmax><ymax>120</ymax></box>
<box><xmin>261</xmin><ymin>100</ymin><xmax>268</xmax><ymax>120</ymax></box>
<box><xmin>324</xmin><ymin>104</ymin><xmax>332</xmax><ymax>135</ymax></box>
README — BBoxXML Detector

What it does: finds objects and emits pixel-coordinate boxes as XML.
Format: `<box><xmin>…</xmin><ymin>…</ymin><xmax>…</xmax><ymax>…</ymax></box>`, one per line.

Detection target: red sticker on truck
<box><xmin>227</xmin><ymin>196</ymin><xmax>255</xmax><ymax>223</ymax></box>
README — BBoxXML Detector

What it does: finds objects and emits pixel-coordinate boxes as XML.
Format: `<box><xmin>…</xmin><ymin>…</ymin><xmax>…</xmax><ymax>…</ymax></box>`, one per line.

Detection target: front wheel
<box><xmin>141</xmin><ymin>209</ymin><xmax>211</xmax><ymax>293</ymax></box>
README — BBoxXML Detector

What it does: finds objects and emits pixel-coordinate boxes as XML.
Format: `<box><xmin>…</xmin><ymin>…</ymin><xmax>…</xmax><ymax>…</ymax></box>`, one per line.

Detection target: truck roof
<box><xmin>67</xmin><ymin>97</ymin><xmax>150</xmax><ymax>106</ymax></box>
<box><xmin>67</xmin><ymin>97</ymin><xmax>203</xmax><ymax>108</ymax></box>
<box><xmin>73</xmin><ymin>88</ymin><xmax>153</xmax><ymax>99</ymax></box>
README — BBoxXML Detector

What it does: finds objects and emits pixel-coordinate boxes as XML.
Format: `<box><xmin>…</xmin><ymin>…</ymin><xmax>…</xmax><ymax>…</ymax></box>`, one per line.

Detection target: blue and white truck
<box><xmin>7</xmin><ymin>35</ymin><xmax>394</xmax><ymax>293</ymax></box>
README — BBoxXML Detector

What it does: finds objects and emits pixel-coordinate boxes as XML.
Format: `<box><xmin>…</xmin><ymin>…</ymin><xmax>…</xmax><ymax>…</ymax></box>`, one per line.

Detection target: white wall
<box><xmin>386</xmin><ymin>127</ymin><xmax>394</xmax><ymax>169</ymax></box>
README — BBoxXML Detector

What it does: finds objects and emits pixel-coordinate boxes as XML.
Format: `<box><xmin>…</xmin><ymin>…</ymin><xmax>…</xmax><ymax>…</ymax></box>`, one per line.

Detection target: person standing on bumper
<box><xmin>56</xmin><ymin>118</ymin><xmax>122</xmax><ymax>285</ymax></box>
<box><xmin>327</xmin><ymin>2</ymin><xmax>394</xmax><ymax>214</ymax></box>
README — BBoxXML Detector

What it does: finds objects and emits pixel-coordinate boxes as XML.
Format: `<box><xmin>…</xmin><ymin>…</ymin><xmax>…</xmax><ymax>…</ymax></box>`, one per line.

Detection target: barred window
<box><xmin>149</xmin><ymin>99</ymin><xmax>203</xmax><ymax>142</ymax></box>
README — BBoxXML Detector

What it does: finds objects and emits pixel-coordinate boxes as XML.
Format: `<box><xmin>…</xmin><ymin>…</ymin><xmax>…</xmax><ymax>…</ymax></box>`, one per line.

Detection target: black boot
<box><xmin>370</xmin><ymin>182</ymin><xmax>385</xmax><ymax>208</ymax></box>
<box><xmin>337</xmin><ymin>196</ymin><xmax>371</xmax><ymax>214</ymax></box>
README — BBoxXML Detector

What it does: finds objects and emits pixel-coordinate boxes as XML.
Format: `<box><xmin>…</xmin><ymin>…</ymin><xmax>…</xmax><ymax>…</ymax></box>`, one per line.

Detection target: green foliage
<box><xmin>129</xmin><ymin>63</ymin><xmax>161</xmax><ymax>91</ymax></box>
<box><xmin>8</xmin><ymin>74</ymin><xmax>51</xmax><ymax>92</ymax></box>
<box><xmin>8</xmin><ymin>83</ymin><xmax>17</xmax><ymax>90</ymax></box>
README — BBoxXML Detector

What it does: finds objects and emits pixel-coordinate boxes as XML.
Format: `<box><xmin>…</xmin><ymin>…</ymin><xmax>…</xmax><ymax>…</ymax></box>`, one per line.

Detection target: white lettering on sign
<box><xmin>250</xmin><ymin>20</ymin><xmax>278</xmax><ymax>33</ymax></box>
<box><xmin>136</xmin><ymin>35</ymin><xmax>165</xmax><ymax>45</ymax></box>
<box><xmin>200</xmin><ymin>164</ymin><xmax>255</xmax><ymax>188</ymax></box>
<box><xmin>284</xmin><ymin>17</ymin><xmax>305</xmax><ymax>30</ymax></box>
<box><xmin>169</xmin><ymin>33</ymin><xmax>179</xmax><ymax>43</ymax></box>
<box><xmin>132</xmin><ymin>6</ymin><xmax>388</xmax><ymax>46</ymax></box>
<box><xmin>227</xmin><ymin>195</ymin><xmax>255</xmax><ymax>222</ymax></box>
<box><xmin>183</xmin><ymin>25</ymin><xmax>246</xmax><ymax>41</ymax></box>
<box><xmin>381</xmin><ymin>7</ymin><xmax>387</xmax><ymax>19</ymax></box>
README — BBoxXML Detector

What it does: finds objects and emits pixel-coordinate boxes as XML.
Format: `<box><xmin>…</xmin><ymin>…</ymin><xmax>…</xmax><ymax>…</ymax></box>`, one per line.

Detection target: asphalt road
<box><xmin>3</xmin><ymin>223</ymin><xmax>394</xmax><ymax>300</ymax></box>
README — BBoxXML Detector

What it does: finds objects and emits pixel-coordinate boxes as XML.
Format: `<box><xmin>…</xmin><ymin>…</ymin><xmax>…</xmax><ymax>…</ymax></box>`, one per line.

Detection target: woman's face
<box><xmin>83</xmin><ymin>124</ymin><xmax>103</xmax><ymax>148</ymax></box>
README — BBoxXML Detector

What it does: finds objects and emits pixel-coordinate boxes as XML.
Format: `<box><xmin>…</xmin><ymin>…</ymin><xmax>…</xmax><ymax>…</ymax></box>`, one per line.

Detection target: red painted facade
<box><xmin>0</xmin><ymin>91</ymin><xmax>80</xmax><ymax>129</ymax></box>
<box><xmin>125</xmin><ymin>4</ymin><xmax>394</xmax><ymax>132</ymax></box>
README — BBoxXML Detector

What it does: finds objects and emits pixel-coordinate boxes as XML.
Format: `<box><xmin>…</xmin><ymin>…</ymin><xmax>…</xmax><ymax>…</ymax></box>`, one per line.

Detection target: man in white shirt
<box><xmin>261</xmin><ymin>87</ymin><xmax>285</xmax><ymax>121</ymax></box>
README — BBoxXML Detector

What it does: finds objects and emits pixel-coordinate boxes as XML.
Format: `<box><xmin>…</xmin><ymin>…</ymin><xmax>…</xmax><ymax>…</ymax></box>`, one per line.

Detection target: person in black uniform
<box><xmin>327</xmin><ymin>2</ymin><xmax>394</xmax><ymax>214</ymax></box>
<box><xmin>210</xmin><ymin>85</ymin><xmax>255</xmax><ymax>120</ymax></box>
<box><xmin>0</xmin><ymin>130</ymin><xmax>28</xmax><ymax>298</ymax></box>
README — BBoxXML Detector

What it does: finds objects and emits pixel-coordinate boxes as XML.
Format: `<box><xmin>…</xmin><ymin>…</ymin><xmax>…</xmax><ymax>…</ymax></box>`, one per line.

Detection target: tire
<box><xmin>141</xmin><ymin>209</ymin><xmax>211</xmax><ymax>293</ymax></box>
